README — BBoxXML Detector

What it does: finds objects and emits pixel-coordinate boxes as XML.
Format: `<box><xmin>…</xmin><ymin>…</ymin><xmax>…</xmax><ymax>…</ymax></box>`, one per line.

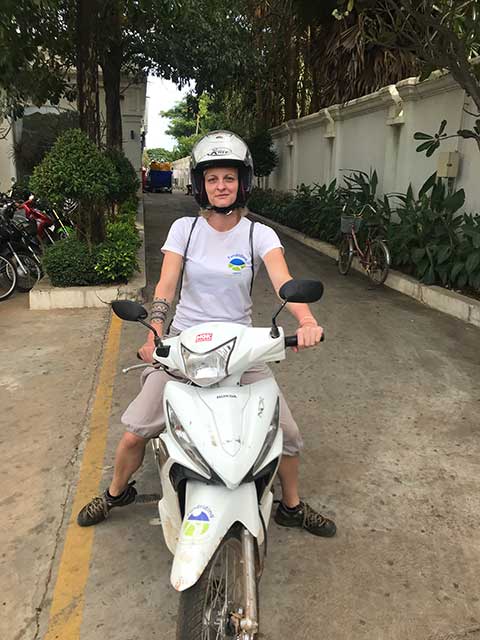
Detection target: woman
<box><xmin>78</xmin><ymin>130</ymin><xmax>336</xmax><ymax>537</ymax></box>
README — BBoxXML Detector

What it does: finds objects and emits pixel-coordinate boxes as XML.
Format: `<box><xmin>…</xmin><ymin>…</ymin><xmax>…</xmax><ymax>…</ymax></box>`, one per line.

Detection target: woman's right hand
<box><xmin>138</xmin><ymin>340</ymin><xmax>156</xmax><ymax>363</ymax></box>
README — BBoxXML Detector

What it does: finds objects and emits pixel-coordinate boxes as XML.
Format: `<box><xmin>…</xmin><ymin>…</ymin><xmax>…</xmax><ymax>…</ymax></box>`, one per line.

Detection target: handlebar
<box><xmin>136</xmin><ymin>334</ymin><xmax>323</xmax><ymax>360</ymax></box>
<box><xmin>284</xmin><ymin>332</ymin><xmax>325</xmax><ymax>348</ymax></box>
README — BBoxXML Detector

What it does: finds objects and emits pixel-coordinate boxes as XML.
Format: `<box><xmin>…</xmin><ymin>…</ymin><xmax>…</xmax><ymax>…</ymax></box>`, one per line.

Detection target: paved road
<box><xmin>3</xmin><ymin>193</ymin><xmax>480</xmax><ymax>640</ymax></box>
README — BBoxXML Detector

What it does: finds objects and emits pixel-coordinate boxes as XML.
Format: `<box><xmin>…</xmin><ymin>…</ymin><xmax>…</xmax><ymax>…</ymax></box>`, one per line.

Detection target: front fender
<box><xmin>171</xmin><ymin>480</ymin><xmax>260</xmax><ymax>592</ymax></box>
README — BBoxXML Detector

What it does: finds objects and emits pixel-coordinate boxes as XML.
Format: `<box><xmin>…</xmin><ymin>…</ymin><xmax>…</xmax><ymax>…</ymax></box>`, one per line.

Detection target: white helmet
<box><xmin>190</xmin><ymin>130</ymin><xmax>254</xmax><ymax>212</ymax></box>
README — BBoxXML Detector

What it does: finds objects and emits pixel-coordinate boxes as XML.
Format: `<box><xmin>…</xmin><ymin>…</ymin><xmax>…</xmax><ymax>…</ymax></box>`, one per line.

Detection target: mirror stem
<box><xmin>270</xmin><ymin>300</ymin><xmax>287</xmax><ymax>338</ymax></box>
<box><xmin>138</xmin><ymin>319</ymin><xmax>163</xmax><ymax>346</ymax></box>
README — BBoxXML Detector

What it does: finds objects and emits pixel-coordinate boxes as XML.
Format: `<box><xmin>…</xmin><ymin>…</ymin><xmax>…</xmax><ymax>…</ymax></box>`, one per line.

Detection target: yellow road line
<box><xmin>44</xmin><ymin>313</ymin><xmax>122</xmax><ymax>640</ymax></box>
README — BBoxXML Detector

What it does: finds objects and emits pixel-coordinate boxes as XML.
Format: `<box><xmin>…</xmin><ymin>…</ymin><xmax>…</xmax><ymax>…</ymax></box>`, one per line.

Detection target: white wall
<box><xmin>0</xmin><ymin>124</ymin><xmax>16</xmax><ymax>193</ymax></box>
<box><xmin>268</xmin><ymin>71</ymin><xmax>480</xmax><ymax>213</ymax></box>
<box><xmin>0</xmin><ymin>73</ymin><xmax>147</xmax><ymax>191</ymax></box>
<box><xmin>172</xmin><ymin>156</ymin><xmax>190</xmax><ymax>190</ymax></box>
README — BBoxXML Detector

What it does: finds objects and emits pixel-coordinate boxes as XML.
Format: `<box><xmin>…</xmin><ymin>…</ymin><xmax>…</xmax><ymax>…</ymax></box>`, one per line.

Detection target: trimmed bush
<box><xmin>43</xmin><ymin>221</ymin><xmax>141</xmax><ymax>287</ymax></box>
<box><xmin>42</xmin><ymin>237</ymin><xmax>99</xmax><ymax>287</ymax></box>
<box><xmin>30</xmin><ymin>129</ymin><xmax>119</xmax><ymax>245</ymax></box>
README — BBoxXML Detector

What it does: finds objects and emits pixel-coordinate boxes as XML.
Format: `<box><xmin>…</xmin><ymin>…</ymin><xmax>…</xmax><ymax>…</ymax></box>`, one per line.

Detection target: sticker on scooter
<box><xmin>195</xmin><ymin>332</ymin><xmax>213</xmax><ymax>343</ymax></box>
<box><xmin>183</xmin><ymin>505</ymin><xmax>214</xmax><ymax>538</ymax></box>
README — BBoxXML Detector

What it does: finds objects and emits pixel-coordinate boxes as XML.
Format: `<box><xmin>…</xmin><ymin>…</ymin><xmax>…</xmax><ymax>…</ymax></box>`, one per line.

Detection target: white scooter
<box><xmin>112</xmin><ymin>278</ymin><xmax>324</xmax><ymax>640</ymax></box>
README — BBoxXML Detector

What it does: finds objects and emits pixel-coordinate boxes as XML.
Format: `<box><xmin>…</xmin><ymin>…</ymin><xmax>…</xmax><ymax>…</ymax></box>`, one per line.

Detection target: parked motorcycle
<box><xmin>0</xmin><ymin>201</ymin><xmax>42</xmax><ymax>292</ymax></box>
<box><xmin>112</xmin><ymin>278</ymin><xmax>324</xmax><ymax>640</ymax></box>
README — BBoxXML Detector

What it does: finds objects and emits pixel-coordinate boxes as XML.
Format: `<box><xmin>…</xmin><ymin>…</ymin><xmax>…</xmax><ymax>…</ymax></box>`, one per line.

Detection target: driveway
<box><xmin>2</xmin><ymin>192</ymin><xmax>480</xmax><ymax>640</ymax></box>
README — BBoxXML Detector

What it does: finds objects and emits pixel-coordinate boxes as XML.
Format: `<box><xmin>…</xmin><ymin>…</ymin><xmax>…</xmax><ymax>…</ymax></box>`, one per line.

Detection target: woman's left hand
<box><xmin>295</xmin><ymin>321</ymin><xmax>324</xmax><ymax>351</ymax></box>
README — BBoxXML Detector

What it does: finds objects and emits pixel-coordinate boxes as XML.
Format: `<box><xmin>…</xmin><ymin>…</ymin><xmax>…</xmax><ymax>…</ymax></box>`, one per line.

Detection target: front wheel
<box><xmin>12</xmin><ymin>251</ymin><xmax>42</xmax><ymax>292</ymax></box>
<box><xmin>0</xmin><ymin>255</ymin><xmax>17</xmax><ymax>300</ymax></box>
<box><xmin>176</xmin><ymin>527</ymin><xmax>258</xmax><ymax>640</ymax></box>
<box><xmin>367</xmin><ymin>240</ymin><xmax>390</xmax><ymax>285</ymax></box>
<box><xmin>338</xmin><ymin>235</ymin><xmax>353</xmax><ymax>275</ymax></box>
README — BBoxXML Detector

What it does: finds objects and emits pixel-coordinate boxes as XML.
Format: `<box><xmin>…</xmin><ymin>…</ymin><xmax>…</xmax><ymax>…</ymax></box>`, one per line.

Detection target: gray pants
<box><xmin>121</xmin><ymin>361</ymin><xmax>303</xmax><ymax>456</ymax></box>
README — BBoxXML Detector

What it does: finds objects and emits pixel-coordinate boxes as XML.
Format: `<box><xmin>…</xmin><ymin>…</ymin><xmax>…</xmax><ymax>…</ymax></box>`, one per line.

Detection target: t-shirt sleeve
<box><xmin>255</xmin><ymin>222</ymin><xmax>284</xmax><ymax>260</ymax></box>
<box><xmin>161</xmin><ymin>218</ymin><xmax>192</xmax><ymax>256</ymax></box>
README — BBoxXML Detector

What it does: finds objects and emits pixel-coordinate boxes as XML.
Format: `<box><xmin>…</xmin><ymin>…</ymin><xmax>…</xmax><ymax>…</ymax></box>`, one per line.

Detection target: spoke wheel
<box><xmin>367</xmin><ymin>240</ymin><xmax>390</xmax><ymax>285</ymax></box>
<box><xmin>0</xmin><ymin>255</ymin><xmax>17</xmax><ymax>300</ymax></box>
<box><xmin>12</xmin><ymin>251</ymin><xmax>42</xmax><ymax>292</ymax></box>
<box><xmin>177</xmin><ymin>528</ymin><xmax>257</xmax><ymax>640</ymax></box>
<box><xmin>338</xmin><ymin>235</ymin><xmax>353</xmax><ymax>275</ymax></box>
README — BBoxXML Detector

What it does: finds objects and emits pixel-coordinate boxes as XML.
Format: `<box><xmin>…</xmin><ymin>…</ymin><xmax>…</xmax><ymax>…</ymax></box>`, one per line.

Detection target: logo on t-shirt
<box><xmin>228</xmin><ymin>253</ymin><xmax>248</xmax><ymax>273</ymax></box>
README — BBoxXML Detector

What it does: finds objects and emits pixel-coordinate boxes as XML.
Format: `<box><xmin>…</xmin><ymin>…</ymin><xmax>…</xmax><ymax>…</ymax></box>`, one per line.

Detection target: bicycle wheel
<box><xmin>12</xmin><ymin>251</ymin><xmax>42</xmax><ymax>292</ymax></box>
<box><xmin>367</xmin><ymin>240</ymin><xmax>390</xmax><ymax>285</ymax></box>
<box><xmin>0</xmin><ymin>255</ymin><xmax>17</xmax><ymax>300</ymax></box>
<box><xmin>176</xmin><ymin>526</ymin><xmax>258</xmax><ymax>640</ymax></box>
<box><xmin>338</xmin><ymin>235</ymin><xmax>353</xmax><ymax>275</ymax></box>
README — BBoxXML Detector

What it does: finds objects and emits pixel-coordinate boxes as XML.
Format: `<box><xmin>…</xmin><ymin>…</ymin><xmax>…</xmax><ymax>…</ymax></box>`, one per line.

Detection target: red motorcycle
<box><xmin>16</xmin><ymin>195</ymin><xmax>65</xmax><ymax>245</ymax></box>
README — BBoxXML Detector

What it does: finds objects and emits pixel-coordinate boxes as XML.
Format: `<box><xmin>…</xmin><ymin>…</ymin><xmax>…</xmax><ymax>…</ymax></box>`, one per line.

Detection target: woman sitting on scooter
<box><xmin>78</xmin><ymin>130</ymin><xmax>336</xmax><ymax>537</ymax></box>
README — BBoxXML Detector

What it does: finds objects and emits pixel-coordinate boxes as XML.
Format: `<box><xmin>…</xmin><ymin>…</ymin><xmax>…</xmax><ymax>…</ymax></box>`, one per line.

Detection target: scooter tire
<box><xmin>176</xmin><ymin>526</ymin><xmax>259</xmax><ymax>640</ymax></box>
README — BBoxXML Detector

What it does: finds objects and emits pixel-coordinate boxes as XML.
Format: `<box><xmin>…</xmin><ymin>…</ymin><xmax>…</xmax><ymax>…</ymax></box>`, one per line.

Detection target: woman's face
<box><xmin>204</xmin><ymin>167</ymin><xmax>239</xmax><ymax>208</ymax></box>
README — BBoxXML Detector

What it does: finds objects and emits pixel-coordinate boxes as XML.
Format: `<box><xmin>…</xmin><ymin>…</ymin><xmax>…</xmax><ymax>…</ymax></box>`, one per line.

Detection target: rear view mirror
<box><xmin>279</xmin><ymin>279</ymin><xmax>324</xmax><ymax>303</ymax></box>
<box><xmin>111</xmin><ymin>300</ymin><xmax>148</xmax><ymax>322</ymax></box>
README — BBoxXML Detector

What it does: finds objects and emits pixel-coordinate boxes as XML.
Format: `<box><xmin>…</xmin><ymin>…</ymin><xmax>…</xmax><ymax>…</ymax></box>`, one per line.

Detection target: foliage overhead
<box><xmin>144</xmin><ymin>148</ymin><xmax>176</xmax><ymax>164</ymax></box>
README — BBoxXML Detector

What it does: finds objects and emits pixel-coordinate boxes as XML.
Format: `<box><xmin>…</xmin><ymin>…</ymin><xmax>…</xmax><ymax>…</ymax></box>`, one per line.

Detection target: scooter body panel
<box><xmin>163</xmin><ymin>378</ymin><xmax>281</xmax><ymax>489</ymax></box>
<box><xmin>170</xmin><ymin>480</ymin><xmax>261</xmax><ymax>592</ymax></box>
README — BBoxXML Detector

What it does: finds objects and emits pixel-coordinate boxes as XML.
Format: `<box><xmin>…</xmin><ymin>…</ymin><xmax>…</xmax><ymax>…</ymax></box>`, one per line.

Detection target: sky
<box><xmin>144</xmin><ymin>76</ymin><xmax>192</xmax><ymax>151</ymax></box>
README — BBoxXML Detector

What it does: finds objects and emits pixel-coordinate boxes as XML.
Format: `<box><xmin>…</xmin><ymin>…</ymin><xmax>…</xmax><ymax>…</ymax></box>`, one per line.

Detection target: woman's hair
<box><xmin>199</xmin><ymin>207</ymin><xmax>249</xmax><ymax>219</ymax></box>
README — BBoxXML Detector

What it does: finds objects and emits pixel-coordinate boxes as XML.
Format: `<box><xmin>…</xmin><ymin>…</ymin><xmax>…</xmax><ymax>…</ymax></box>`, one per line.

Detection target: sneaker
<box><xmin>77</xmin><ymin>481</ymin><xmax>137</xmax><ymax>527</ymax></box>
<box><xmin>274</xmin><ymin>500</ymin><xmax>337</xmax><ymax>537</ymax></box>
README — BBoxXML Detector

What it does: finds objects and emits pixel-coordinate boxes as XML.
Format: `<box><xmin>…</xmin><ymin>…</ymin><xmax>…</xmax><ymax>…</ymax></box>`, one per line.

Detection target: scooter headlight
<box><xmin>252</xmin><ymin>398</ymin><xmax>280</xmax><ymax>475</ymax></box>
<box><xmin>181</xmin><ymin>338</ymin><xmax>235</xmax><ymax>387</ymax></box>
<box><xmin>166</xmin><ymin>402</ymin><xmax>211</xmax><ymax>478</ymax></box>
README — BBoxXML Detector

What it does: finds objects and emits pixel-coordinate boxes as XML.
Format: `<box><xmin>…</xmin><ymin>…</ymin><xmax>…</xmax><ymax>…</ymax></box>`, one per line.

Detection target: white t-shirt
<box><xmin>161</xmin><ymin>216</ymin><xmax>283</xmax><ymax>330</ymax></box>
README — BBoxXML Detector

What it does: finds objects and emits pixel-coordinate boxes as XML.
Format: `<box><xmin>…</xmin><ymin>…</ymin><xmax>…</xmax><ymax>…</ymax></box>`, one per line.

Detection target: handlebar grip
<box><xmin>284</xmin><ymin>332</ymin><xmax>326</xmax><ymax>348</ymax></box>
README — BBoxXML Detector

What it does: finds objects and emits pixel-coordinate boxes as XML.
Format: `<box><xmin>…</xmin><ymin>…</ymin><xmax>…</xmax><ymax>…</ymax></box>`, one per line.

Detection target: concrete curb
<box><xmin>29</xmin><ymin>200</ymin><xmax>147</xmax><ymax>310</ymax></box>
<box><xmin>250</xmin><ymin>212</ymin><xmax>480</xmax><ymax>329</ymax></box>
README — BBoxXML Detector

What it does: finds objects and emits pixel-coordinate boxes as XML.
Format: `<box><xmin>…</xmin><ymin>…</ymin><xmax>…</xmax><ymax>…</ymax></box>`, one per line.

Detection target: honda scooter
<box><xmin>112</xmin><ymin>278</ymin><xmax>324</xmax><ymax>640</ymax></box>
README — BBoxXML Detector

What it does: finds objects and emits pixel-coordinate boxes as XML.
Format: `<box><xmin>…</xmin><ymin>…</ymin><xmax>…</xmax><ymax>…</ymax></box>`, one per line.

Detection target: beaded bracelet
<box><xmin>151</xmin><ymin>298</ymin><xmax>170</xmax><ymax>324</ymax></box>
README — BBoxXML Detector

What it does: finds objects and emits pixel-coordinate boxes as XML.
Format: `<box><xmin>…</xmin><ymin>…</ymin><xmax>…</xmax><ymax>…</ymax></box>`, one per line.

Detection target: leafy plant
<box><xmin>94</xmin><ymin>220</ymin><xmax>141</xmax><ymax>283</ymax></box>
<box><xmin>250</xmin><ymin>169</ymin><xmax>480</xmax><ymax>295</ymax></box>
<box><xmin>415</xmin><ymin>117</ymin><xmax>480</xmax><ymax>156</ymax></box>
<box><xmin>30</xmin><ymin>129</ymin><xmax>119</xmax><ymax>245</ymax></box>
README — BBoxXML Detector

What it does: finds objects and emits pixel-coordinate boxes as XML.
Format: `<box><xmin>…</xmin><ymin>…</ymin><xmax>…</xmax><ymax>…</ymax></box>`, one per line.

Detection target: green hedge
<box><xmin>43</xmin><ymin>215</ymin><xmax>141</xmax><ymax>286</ymax></box>
<box><xmin>249</xmin><ymin>171</ymin><xmax>480</xmax><ymax>294</ymax></box>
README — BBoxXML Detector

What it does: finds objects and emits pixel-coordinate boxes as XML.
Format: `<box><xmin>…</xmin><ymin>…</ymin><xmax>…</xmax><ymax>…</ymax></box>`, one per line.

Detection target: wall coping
<box><xmin>271</xmin><ymin>69</ymin><xmax>466</xmax><ymax>139</ymax></box>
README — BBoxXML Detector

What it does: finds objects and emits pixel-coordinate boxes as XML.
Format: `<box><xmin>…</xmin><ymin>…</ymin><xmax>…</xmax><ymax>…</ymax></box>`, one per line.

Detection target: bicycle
<box><xmin>337</xmin><ymin>204</ymin><xmax>391</xmax><ymax>285</ymax></box>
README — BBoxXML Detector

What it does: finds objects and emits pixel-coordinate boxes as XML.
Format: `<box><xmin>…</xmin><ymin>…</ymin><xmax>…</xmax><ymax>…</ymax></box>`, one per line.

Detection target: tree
<box><xmin>247</xmin><ymin>130</ymin><xmax>278</xmax><ymax>177</ymax></box>
<box><xmin>160</xmin><ymin>93</ymin><xmax>232</xmax><ymax>159</ymax></box>
<box><xmin>76</xmin><ymin>0</ymin><xmax>101</xmax><ymax>144</ymax></box>
<box><xmin>337</xmin><ymin>0</ymin><xmax>480</xmax><ymax>151</ymax></box>
<box><xmin>0</xmin><ymin>0</ymin><xmax>73</xmax><ymax>123</ymax></box>
<box><xmin>144</xmin><ymin>148</ymin><xmax>175</xmax><ymax>163</ymax></box>
<box><xmin>30</xmin><ymin>129</ymin><xmax>118</xmax><ymax>245</ymax></box>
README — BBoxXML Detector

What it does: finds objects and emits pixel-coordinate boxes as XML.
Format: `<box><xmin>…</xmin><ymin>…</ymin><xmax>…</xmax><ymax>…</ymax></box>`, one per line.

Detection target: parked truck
<box><xmin>146</xmin><ymin>161</ymin><xmax>173</xmax><ymax>193</ymax></box>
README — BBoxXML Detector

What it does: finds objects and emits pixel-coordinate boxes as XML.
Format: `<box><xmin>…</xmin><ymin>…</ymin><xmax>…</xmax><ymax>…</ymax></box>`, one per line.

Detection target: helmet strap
<box><xmin>205</xmin><ymin>204</ymin><xmax>236</xmax><ymax>215</ymax></box>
